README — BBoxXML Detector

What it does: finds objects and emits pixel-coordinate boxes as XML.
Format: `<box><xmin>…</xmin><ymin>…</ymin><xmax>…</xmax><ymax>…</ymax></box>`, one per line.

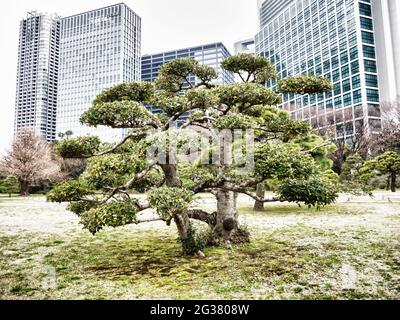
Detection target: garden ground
<box><xmin>0</xmin><ymin>193</ymin><xmax>399</xmax><ymax>300</ymax></box>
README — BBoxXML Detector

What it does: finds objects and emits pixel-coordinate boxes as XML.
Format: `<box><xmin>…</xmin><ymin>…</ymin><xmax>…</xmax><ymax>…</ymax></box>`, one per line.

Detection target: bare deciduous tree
<box><xmin>0</xmin><ymin>129</ymin><xmax>62</xmax><ymax>195</ymax></box>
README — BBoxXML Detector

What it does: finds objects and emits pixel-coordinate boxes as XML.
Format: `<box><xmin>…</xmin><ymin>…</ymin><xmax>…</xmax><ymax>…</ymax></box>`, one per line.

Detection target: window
<box><xmin>343</xmin><ymin>93</ymin><xmax>352</xmax><ymax>106</ymax></box>
<box><xmin>363</xmin><ymin>45</ymin><xmax>375</xmax><ymax>59</ymax></box>
<box><xmin>331</xmin><ymin>55</ymin><xmax>339</xmax><ymax>69</ymax></box>
<box><xmin>342</xmin><ymin>79</ymin><xmax>351</xmax><ymax>92</ymax></box>
<box><xmin>334</xmin><ymin>82</ymin><xmax>342</xmax><ymax>96</ymax></box>
<box><xmin>335</xmin><ymin>96</ymin><xmax>342</xmax><ymax>108</ymax></box>
<box><xmin>360</xmin><ymin>17</ymin><xmax>373</xmax><ymax>30</ymax></box>
<box><xmin>333</xmin><ymin>68</ymin><xmax>341</xmax><ymax>82</ymax></box>
<box><xmin>362</xmin><ymin>31</ymin><xmax>374</xmax><ymax>45</ymax></box>
<box><xmin>364</xmin><ymin>59</ymin><xmax>377</xmax><ymax>73</ymax></box>
<box><xmin>348</xmin><ymin>32</ymin><xmax>357</xmax><ymax>47</ymax></box>
<box><xmin>352</xmin><ymin>75</ymin><xmax>361</xmax><ymax>89</ymax></box>
<box><xmin>349</xmin><ymin>46</ymin><xmax>358</xmax><ymax>60</ymax></box>
<box><xmin>367</xmin><ymin>89</ymin><xmax>379</xmax><ymax>102</ymax></box>
<box><xmin>353</xmin><ymin>90</ymin><xmax>362</xmax><ymax>104</ymax></box>
<box><xmin>341</xmin><ymin>65</ymin><xmax>350</xmax><ymax>78</ymax></box>
<box><xmin>315</xmin><ymin>64</ymin><xmax>322</xmax><ymax>75</ymax></box>
<box><xmin>340</xmin><ymin>51</ymin><xmax>348</xmax><ymax>64</ymax></box>
<box><xmin>351</xmin><ymin>60</ymin><xmax>360</xmax><ymax>74</ymax></box>
<box><xmin>365</xmin><ymin>74</ymin><xmax>378</xmax><ymax>87</ymax></box>
<box><xmin>359</xmin><ymin>3</ymin><xmax>372</xmax><ymax>17</ymax></box>
<box><xmin>323</xmin><ymin>60</ymin><xmax>331</xmax><ymax>72</ymax></box>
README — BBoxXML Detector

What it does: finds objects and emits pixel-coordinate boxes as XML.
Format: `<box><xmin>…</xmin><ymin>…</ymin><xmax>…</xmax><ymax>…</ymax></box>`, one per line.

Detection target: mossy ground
<box><xmin>0</xmin><ymin>196</ymin><xmax>399</xmax><ymax>300</ymax></box>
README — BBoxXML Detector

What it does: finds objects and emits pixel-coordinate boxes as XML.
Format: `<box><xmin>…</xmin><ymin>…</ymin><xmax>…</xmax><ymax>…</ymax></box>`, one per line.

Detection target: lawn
<box><xmin>0</xmin><ymin>195</ymin><xmax>399</xmax><ymax>300</ymax></box>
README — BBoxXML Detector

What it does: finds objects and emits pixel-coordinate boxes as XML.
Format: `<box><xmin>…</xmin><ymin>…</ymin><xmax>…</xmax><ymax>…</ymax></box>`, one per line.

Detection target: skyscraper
<box><xmin>255</xmin><ymin>0</ymin><xmax>393</xmax><ymax>140</ymax></box>
<box><xmin>57</xmin><ymin>3</ymin><xmax>141</xmax><ymax>141</ymax></box>
<box><xmin>141</xmin><ymin>42</ymin><xmax>234</xmax><ymax>85</ymax></box>
<box><xmin>141</xmin><ymin>42</ymin><xmax>234</xmax><ymax>125</ymax></box>
<box><xmin>14</xmin><ymin>12</ymin><xmax>61</xmax><ymax>141</ymax></box>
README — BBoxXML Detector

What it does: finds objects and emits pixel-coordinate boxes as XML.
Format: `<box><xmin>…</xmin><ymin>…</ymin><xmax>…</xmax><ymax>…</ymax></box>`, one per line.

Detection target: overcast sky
<box><xmin>0</xmin><ymin>0</ymin><xmax>258</xmax><ymax>153</ymax></box>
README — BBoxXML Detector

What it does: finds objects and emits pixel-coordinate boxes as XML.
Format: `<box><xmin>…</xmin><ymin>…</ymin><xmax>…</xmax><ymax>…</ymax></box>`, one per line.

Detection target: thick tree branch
<box><xmin>238</xmin><ymin>73</ymin><xmax>246</xmax><ymax>83</ymax></box>
<box><xmin>101</xmin><ymin>160</ymin><xmax>158</xmax><ymax>203</ymax></box>
<box><xmin>303</xmin><ymin>141</ymin><xmax>332</xmax><ymax>154</ymax></box>
<box><xmin>134</xmin><ymin>216</ymin><xmax>166</xmax><ymax>224</ymax></box>
<box><xmin>207</xmin><ymin>186</ymin><xmax>279</xmax><ymax>203</ymax></box>
<box><xmin>164</xmin><ymin>110</ymin><xmax>193</xmax><ymax>130</ymax></box>
<box><xmin>187</xmin><ymin>209</ymin><xmax>217</xmax><ymax>226</ymax></box>
<box><xmin>89</xmin><ymin>133</ymin><xmax>146</xmax><ymax>158</ymax></box>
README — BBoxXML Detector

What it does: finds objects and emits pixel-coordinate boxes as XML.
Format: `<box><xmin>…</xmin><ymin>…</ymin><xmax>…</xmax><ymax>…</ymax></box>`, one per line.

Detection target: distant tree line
<box><xmin>323</xmin><ymin>101</ymin><xmax>400</xmax><ymax>193</ymax></box>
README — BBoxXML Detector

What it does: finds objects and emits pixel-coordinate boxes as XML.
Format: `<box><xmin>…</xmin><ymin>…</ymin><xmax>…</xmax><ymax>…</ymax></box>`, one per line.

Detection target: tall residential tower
<box><xmin>14</xmin><ymin>12</ymin><xmax>61</xmax><ymax>141</ymax></box>
<box><xmin>56</xmin><ymin>3</ymin><xmax>141</xmax><ymax>141</ymax></box>
<box><xmin>255</xmin><ymin>0</ymin><xmax>394</xmax><ymax>139</ymax></box>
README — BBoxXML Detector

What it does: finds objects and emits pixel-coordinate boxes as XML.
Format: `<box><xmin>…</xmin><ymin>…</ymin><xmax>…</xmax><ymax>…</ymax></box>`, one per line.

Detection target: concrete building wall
<box><xmin>372</xmin><ymin>0</ymin><xmax>400</xmax><ymax>103</ymax></box>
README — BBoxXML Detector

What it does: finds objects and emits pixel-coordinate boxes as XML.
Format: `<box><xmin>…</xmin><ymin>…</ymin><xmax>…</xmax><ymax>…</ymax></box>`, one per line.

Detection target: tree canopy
<box><xmin>361</xmin><ymin>151</ymin><xmax>400</xmax><ymax>192</ymax></box>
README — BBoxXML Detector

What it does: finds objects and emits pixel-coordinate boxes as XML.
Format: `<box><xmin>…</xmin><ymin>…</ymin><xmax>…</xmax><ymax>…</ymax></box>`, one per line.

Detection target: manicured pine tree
<box><xmin>48</xmin><ymin>54</ymin><xmax>338</xmax><ymax>256</ymax></box>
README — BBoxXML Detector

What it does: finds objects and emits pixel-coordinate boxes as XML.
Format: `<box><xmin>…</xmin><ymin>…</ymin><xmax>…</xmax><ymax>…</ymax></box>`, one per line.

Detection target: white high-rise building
<box><xmin>14</xmin><ymin>12</ymin><xmax>61</xmax><ymax>141</ymax></box>
<box><xmin>57</xmin><ymin>3</ymin><xmax>141</xmax><ymax>141</ymax></box>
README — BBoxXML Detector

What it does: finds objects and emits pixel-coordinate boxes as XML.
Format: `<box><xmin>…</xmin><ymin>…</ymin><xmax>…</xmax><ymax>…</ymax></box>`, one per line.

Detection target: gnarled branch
<box><xmin>187</xmin><ymin>209</ymin><xmax>217</xmax><ymax>226</ymax></box>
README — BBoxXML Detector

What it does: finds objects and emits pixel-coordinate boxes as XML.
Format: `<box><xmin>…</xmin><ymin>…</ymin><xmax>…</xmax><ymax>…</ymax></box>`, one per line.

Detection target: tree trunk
<box><xmin>159</xmin><ymin>163</ymin><xmax>201</xmax><ymax>255</ymax></box>
<box><xmin>391</xmin><ymin>172</ymin><xmax>397</xmax><ymax>193</ymax></box>
<box><xmin>160</xmin><ymin>164</ymin><xmax>182</xmax><ymax>187</ymax></box>
<box><xmin>253</xmin><ymin>183</ymin><xmax>265</xmax><ymax>212</ymax></box>
<box><xmin>19</xmin><ymin>180</ymin><xmax>29</xmax><ymax>196</ymax></box>
<box><xmin>173</xmin><ymin>212</ymin><xmax>198</xmax><ymax>255</ymax></box>
<box><xmin>214</xmin><ymin>190</ymin><xmax>249</xmax><ymax>244</ymax></box>
<box><xmin>387</xmin><ymin>175</ymin><xmax>391</xmax><ymax>191</ymax></box>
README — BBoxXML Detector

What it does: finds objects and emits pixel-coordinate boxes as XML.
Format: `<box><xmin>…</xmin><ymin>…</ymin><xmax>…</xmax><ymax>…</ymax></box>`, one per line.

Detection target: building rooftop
<box><xmin>142</xmin><ymin>42</ymin><xmax>231</xmax><ymax>58</ymax></box>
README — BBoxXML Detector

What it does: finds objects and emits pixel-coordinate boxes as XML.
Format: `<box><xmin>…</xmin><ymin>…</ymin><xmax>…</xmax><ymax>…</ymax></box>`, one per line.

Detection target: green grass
<box><xmin>0</xmin><ymin>198</ymin><xmax>399</xmax><ymax>300</ymax></box>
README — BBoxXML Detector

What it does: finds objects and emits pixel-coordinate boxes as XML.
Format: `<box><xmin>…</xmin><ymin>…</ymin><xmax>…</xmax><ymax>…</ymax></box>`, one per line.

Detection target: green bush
<box><xmin>182</xmin><ymin>221</ymin><xmax>214</xmax><ymax>255</ymax></box>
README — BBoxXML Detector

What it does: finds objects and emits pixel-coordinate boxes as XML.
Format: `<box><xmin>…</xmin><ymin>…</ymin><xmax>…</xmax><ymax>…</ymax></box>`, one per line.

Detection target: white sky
<box><xmin>0</xmin><ymin>0</ymin><xmax>258</xmax><ymax>154</ymax></box>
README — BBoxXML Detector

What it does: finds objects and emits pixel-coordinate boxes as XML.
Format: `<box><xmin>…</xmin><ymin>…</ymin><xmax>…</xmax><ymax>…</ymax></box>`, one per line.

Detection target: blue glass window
<box><xmin>364</xmin><ymin>59</ymin><xmax>377</xmax><ymax>73</ymax></box>
<box><xmin>359</xmin><ymin>3</ymin><xmax>372</xmax><ymax>17</ymax></box>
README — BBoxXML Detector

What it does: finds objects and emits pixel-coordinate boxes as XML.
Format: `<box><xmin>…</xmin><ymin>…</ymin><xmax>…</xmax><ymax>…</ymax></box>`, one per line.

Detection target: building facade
<box><xmin>57</xmin><ymin>3</ymin><xmax>141</xmax><ymax>141</ymax></box>
<box><xmin>255</xmin><ymin>0</ymin><xmax>384</xmax><ymax>140</ymax></box>
<box><xmin>234</xmin><ymin>38</ymin><xmax>255</xmax><ymax>55</ymax></box>
<box><xmin>372</xmin><ymin>0</ymin><xmax>400</xmax><ymax>104</ymax></box>
<box><xmin>14</xmin><ymin>12</ymin><xmax>61</xmax><ymax>141</ymax></box>
<box><xmin>142</xmin><ymin>43</ymin><xmax>235</xmax><ymax>127</ymax></box>
<box><xmin>141</xmin><ymin>43</ymin><xmax>235</xmax><ymax>125</ymax></box>
<box><xmin>141</xmin><ymin>42</ymin><xmax>234</xmax><ymax>85</ymax></box>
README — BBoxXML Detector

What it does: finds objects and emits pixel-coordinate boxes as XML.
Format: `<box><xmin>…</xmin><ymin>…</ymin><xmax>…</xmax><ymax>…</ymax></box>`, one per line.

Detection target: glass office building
<box><xmin>14</xmin><ymin>12</ymin><xmax>61</xmax><ymax>141</ymax></box>
<box><xmin>141</xmin><ymin>43</ymin><xmax>234</xmax><ymax>125</ymax></box>
<box><xmin>255</xmin><ymin>0</ymin><xmax>382</xmax><ymax>139</ymax></box>
<box><xmin>57</xmin><ymin>3</ymin><xmax>141</xmax><ymax>142</ymax></box>
<box><xmin>141</xmin><ymin>42</ymin><xmax>234</xmax><ymax>85</ymax></box>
